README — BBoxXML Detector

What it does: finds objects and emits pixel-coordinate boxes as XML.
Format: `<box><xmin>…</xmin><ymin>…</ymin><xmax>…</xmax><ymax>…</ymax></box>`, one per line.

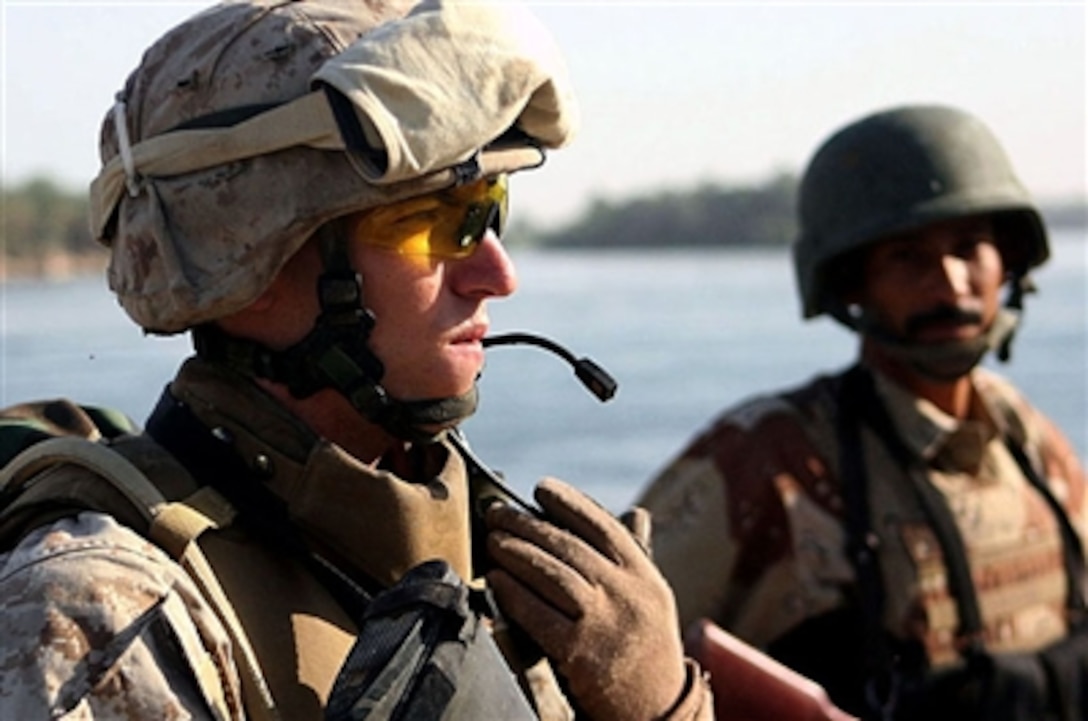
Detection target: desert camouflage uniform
<box><xmin>0</xmin><ymin>0</ymin><xmax>716</xmax><ymax>717</ymax></box>
<box><xmin>0</xmin><ymin>357</ymin><xmax>713</xmax><ymax>720</ymax></box>
<box><xmin>0</xmin><ymin>512</ymin><xmax>241</xmax><ymax>720</ymax></box>
<box><xmin>640</xmin><ymin>363</ymin><xmax>1086</xmax><ymax>706</ymax></box>
<box><xmin>0</xmin><ymin>357</ymin><xmax>577</xmax><ymax>720</ymax></box>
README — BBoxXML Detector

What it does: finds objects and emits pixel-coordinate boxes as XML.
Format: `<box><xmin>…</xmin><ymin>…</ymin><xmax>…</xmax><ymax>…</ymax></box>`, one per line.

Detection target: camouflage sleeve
<box><xmin>1032</xmin><ymin>408</ymin><xmax>1088</xmax><ymax>552</ymax></box>
<box><xmin>638</xmin><ymin>426</ymin><xmax>735</xmax><ymax>632</ymax></box>
<box><xmin>0</xmin><ymin>512</ymin><xmax>243</xmax><ymax>720</ymax></box>
<box><xmin>639</xmin><ymin>392</ymin><xmax>852</xmax><ymax>647</ymax></box>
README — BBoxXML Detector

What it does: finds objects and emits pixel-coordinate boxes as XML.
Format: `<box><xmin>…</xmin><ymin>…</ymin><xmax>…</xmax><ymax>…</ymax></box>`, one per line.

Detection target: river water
<box><xmin>2</xmin><ymin>233</ymin><xmax>1084</xmax><ymax>511</ymax></box>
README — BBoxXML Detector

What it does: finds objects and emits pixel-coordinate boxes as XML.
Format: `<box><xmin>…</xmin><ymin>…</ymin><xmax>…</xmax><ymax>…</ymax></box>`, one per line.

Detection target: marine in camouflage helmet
<box><xmin>3</xmin><ymin>2</ymin><xmax>717</xmax><ymax>720</ymax></box>
<box><xmin>791</xmin><ymin>104</ymin><xmax>1049</xmax><ymax>379</ymax></box>
<box><xmin>90</xmin><ymin>0</ymin><xmax>578</xmax><ymax>440</ymax></box>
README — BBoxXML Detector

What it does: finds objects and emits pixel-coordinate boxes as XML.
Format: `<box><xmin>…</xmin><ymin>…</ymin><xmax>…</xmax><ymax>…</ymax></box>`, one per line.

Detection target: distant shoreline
<box><xmin>3</xmin><ymin>222</ymin><xmax>1085</xmax><ymax>282</ymax></box>
<box><xmin>1</xmin><ymin>252</ymin><xmax>108</xmax><ymax>281</ymax></box>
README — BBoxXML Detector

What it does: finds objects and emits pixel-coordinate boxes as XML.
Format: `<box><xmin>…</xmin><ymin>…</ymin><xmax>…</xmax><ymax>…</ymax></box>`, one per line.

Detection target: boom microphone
<box><xmin>482</xmin><ymin>332</ymin><xmax>618</xmax><ymax>402</ymax></box>
<box><xmin>455</xmin><ymin>331</ymin><xmax>618</xmax><ymax>534</ymax></box>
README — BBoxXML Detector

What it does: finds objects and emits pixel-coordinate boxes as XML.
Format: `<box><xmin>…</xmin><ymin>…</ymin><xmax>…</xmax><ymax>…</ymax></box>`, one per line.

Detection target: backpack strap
<box><xmin>0</xmin><ymin>434</ymin><xmax>280</xmax><ymax>721</ymax></box>
<box><xmin>836</xmin><ymin>365</ymin><xmax>901</xmax><ymax>721</ymax></box>
<box><xmin>0</xmin><ymin>436</ymin><xmax>165</xmax><ymax>522</ymax></box>
<box><xmin>160</xmin><ymin>493</ymin><xmax>280</xmax><ymax>721</ymax></box>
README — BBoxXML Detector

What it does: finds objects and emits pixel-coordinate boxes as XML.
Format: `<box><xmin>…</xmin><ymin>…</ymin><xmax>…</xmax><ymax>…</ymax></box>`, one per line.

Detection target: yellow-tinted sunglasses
<box><xmin>352</xmin><ymin>175</ymin><xmax>508</xmax><ymax>260</ymax></box>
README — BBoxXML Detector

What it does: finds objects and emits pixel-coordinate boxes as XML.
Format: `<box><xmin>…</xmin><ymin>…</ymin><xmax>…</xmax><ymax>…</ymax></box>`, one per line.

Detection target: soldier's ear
<box><xmin>216</xmin><ymin>236</ymin><xmax>326</xmax><ymax>347</ymax></box>
<box><xmin>246</xmin><ymin>286</ymin><xmax>278</xmax><ymax>313</ymax></box>
<box><xmin>256</xmin><ymin>239</ymin><xmax>326</xmax><ymax>315</ymax></box>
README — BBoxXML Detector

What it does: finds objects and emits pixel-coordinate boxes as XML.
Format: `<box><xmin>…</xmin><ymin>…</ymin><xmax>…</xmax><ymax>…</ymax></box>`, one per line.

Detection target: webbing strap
<box><xmin>837</xmin><ymin>366</ymin><xmax>898</xmax><ymax>720</ymax></box>
<box><xmin>1005</xmin><ymin>440</ymin><xmax>1088</xmax><ymax>620</ymax></box>
<box><xmin>150</xmin><ymin>486</ymin><xmax>237</xmax><ymax>559</ymax></box>
<box><xmin>0</xmin><ymin>436</ymin><xmax>165</xmax><ymax>522</ymax></box>
<box><xmin>160</xmin><ymin>592</ymin><xmax>235</xmax><ymax>721</ymax></box>
<box><xmin>91</xmin><ymin>91</ymin><xmax>340</xmax><ymax>239</ymax></box>
<box><xmin>176</xmin><ymin>532</ymin><xmax>280</xmax><ymax>721</ymax></box>
<box><xmin>152</xmin><ymin>487</ymin><xmax>280</xmax><ymax>720</ymax></box>
<box><xmin>149</xmin><ymin>488</ymin><xmax>280</xmax><ymax>721</ymax></box>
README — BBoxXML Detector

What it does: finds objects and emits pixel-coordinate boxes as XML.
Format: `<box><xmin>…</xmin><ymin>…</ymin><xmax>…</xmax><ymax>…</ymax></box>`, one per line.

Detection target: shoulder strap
<box><xmin>1004</xmin><ymin>438</ymin><xmax>1088</xmax><ymax>623</ymax></box>
<box><xmin>836</xmin><ymin>365</ymin><xmax>900</xmax><ymax>720</ymax></box>
<box><xmin>0</xmin><ymin>436</ymin><xmax>165</xmax><ymax>522</ymax></box>
<box><xmin>0</xmin><ymin>432</ymin><xmax>280</xmax><ymax>721</ymax></box>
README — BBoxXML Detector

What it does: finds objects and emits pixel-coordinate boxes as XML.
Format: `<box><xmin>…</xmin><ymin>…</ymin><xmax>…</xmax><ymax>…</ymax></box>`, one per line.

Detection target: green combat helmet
<box><xmin>791</xmin><ymin>104</ymin><xmax>1050</xmax><ymax>375</ymax></box>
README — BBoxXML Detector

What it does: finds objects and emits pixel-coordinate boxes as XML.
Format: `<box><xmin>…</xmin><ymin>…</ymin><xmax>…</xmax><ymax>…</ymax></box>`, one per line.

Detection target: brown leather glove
<box><xmin>485</xmin><ymin>477</ymin><xmax>689</xmax><ymax>721</ymax></box>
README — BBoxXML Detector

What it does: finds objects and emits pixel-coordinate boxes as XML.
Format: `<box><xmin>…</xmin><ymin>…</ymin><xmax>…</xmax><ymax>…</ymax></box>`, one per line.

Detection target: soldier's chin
<box><xmin>887</xmin><ymin>337</ymin><xmax>989</xmax><ymax>381</ymax></box>
<box><xmin>909</xmin><ymin>322</ymin><xmax>980</xmax><ymax>344</ymax></box>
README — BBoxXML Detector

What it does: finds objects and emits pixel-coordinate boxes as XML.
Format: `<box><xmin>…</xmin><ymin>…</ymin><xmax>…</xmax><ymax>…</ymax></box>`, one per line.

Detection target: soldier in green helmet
<box><xmin>638</xmin><ymin>104</ymin><xmax>1087</xmax><ymax>720</ymax></box>
<box><xmin>0</xmin><ymin>1</ymin><xmax>713</xmax><ymax>719</ymax></box>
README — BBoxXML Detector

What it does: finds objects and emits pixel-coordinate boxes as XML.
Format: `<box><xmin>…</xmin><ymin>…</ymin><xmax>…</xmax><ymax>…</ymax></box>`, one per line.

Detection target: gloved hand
<box><xmin>485</xmin><ymin>477</ymin><xmax>688</xmax><ymax>721</ymax></box>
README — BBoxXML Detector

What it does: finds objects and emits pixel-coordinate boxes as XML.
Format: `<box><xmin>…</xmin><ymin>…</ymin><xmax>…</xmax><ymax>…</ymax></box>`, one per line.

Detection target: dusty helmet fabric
<box><xmin>93</xmin><ymin>0</ymin><xmax>577</xmax><ymax>334</ymax></box>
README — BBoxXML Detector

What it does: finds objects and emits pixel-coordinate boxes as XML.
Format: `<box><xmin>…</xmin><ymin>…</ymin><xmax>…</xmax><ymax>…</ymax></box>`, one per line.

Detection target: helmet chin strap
<box><xmin>829</xmin><ymin>273</ymin><xmax>1030</xmax><ymax>382</ymax></box>
<box><xmin>193</xmin><ymin>227</ymin><xmax>478</xmax><ymax>443</ymax></box>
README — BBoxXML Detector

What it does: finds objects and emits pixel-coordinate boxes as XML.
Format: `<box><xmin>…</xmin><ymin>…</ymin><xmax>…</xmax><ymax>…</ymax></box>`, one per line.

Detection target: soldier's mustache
<box><xmin>904</xmin><ymin>305</ymin><xmax>983</xmax><ymax>336</ymax></box>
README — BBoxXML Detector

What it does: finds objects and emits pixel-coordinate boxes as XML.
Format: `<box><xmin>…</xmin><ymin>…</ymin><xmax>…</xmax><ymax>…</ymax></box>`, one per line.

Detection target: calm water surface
<box><xmin>2</xmin><ymin>236</ymin><xmax>1085</xmax><ymax>511</ymax></box>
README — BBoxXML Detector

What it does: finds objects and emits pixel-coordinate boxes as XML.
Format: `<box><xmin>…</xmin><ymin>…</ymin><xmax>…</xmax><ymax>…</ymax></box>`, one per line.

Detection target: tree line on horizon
<box><xmin>518</xmin><ymin>173</ymin><xmax>799</xmax><ymax>249</ymax></box>
<box><xmin>3</xmin><ymin>175</ymin><xmax>1086</xmax><ymax>268</ymax></box>
<box><xmin>3</xmin><ymin>178</ymin><xmax>103</xmax><ymax>264</ymax></box>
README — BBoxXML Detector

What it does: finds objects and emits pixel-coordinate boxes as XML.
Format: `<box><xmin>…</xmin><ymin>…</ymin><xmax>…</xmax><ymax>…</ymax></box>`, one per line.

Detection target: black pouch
<box><xmin>902</xmin><ymin>630</ymin><xmax>1088</xmax><ymax>721</ymax></box>
<box><xmin>1037</xmin><ymin>625</ymin><xmax>1088</xmax><ymax>721</ymax></box>
<box><xmin>325</xmin><ymin>559</ymin><xmax>537</xmax><ymax>721</ymax></box>
<box><xmin>944</xmin><ymin>650</ymin><xmax>1049</xmax><ymax>721</ymax></box>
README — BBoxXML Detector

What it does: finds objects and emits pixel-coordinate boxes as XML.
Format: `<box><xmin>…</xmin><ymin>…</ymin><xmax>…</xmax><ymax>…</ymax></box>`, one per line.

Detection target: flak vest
<box><xmin>0</xmin><ymin>357</ymin><xmax>574</xmax><ymax>720</ymax></box>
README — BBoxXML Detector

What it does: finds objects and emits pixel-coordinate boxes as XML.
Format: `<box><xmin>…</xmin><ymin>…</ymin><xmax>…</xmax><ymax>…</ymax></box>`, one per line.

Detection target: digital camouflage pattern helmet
<box><xmin>91</xmin><ymin>0</ymin><xmax>577</xmax><ymax>334</ymax></box>
<box><xmin>792</xmin><ymin>104</ymin><xmax>1049</xmax><ymax>321</ymax></box>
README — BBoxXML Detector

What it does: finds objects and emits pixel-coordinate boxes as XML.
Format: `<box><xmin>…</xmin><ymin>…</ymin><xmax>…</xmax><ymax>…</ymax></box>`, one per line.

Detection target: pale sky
<box><xmin>2</xmin><ymin>1</ymin><xmax>1086</xmax><ymax>230</ymax></box>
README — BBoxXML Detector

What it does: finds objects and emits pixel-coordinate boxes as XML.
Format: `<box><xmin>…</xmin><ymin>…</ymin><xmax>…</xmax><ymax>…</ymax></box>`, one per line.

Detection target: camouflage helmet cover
<box><xmin>792</xmin><ymin>104</ymin><xmax>1049</xmax><ymax>320</ymax></box>
<box><xmin>93</xmin><ymin>0</ymin><xmax>577</xmax><ymax>333</ymax></box>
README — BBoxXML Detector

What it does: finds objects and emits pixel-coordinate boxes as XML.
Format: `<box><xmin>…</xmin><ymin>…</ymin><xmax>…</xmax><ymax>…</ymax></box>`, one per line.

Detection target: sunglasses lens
<box><xmin>354</xmin><ymin>175</ymin><xmax>508</xmax><ymax>260</ymax></box>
